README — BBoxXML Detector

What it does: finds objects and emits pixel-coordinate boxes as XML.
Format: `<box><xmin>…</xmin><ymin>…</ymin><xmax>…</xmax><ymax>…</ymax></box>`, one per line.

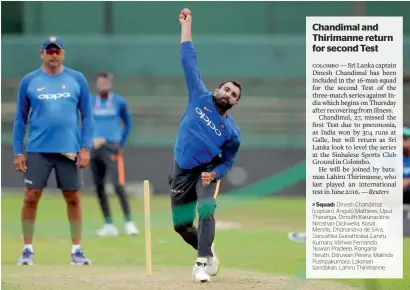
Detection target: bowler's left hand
<box><xmin>77</xmin><ymin>148</ymin><xmax>90</xmax><ymax>168</ymax></box>
<box><xmin>201</xmin><ymin>171</ymin><xmax>216</xmax><ymax>187</ymax></box>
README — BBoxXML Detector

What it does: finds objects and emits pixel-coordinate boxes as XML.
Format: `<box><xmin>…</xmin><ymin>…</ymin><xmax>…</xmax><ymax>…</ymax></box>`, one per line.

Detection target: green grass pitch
<box><xmin>1</xmin><ymin>193</ymin><xmax>409</xmax><ymax>289</ymax></box>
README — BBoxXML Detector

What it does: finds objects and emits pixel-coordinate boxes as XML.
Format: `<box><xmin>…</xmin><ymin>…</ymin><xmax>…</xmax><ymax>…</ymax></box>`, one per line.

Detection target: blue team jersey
<box><xmin>174</xmin><ymin>41</ymin><xmax>241</xmax><ymax>180</ymax></box>
<box><xmin>404</xmin><ymin>156</ymin><xmax>410</xmax><ymax>178</ymax></box>
<box><xmin>91</xmin><ymin>93</ymin><xmax>132</xmax><ymax>147</ymax></box>
<box><xmin>13</xmin><ymin>66</ymin><xmax>93</xmax><ymax>154</ymax></box>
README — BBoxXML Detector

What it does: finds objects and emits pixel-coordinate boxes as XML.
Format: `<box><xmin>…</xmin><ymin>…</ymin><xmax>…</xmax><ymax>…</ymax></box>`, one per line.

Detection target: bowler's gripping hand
<box><xmin>14</xmin><ymin>154</ymin><xmax>27</xmax><ymax>173</ymax></box>
<box><xmin>201</xmin><ymin>171</ymin><xmax>216</xmax><ymax>187</ymax></box>
<box><xmin>179</xmin><ymin>8</ymin><xmax>192</xmax><ymax>43</ymax></box>
<box><xmin>179</xmin><ymin>8</ymin><xmax>192</xmax><ymax>26</ymax></box>
<box><xmin>77</xmin><ymin>148</ymin><xmax>90</xmax><ymax>169</ymax></box>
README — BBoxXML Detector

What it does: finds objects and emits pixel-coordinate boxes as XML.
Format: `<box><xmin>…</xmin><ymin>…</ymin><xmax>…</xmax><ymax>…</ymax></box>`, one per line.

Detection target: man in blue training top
<box><xmin>90</xmin><ymin>72</ymin><xmax>139</xmax><ymax>237</ymax></box>
<box><xmin>13</xmin><ymin>36</ymin><xmax>93</xmax><ymax>266</ymax></box>
<box><xmin>169</xmin><ymin>9</ymin><xmax>241</xmax><ymax>283</ymax></box>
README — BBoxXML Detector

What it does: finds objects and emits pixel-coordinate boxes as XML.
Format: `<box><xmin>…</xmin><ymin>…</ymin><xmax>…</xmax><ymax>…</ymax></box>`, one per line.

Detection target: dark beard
<box><xmin>215</xmin><ymin>101</ymin><xmax>233</xmax><ymax>112</ymax></box>
<box><xmin>100</xmin><ymin>91</ymin><xmax>109</xmax><ymax>98</ymax></box>
<box><xmin>214</xmin><ymin>93</ymin><xmax>233</xmax><ymax>112</ymax></box>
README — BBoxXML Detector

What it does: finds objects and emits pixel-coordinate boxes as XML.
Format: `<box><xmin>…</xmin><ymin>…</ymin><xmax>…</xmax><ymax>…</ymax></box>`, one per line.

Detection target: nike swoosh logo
<box><xmin>37</xmin><ymin>87</ymin><xmax>46</xmax><ymax>92</ymax></box>
<box><xmin>204</xmin><ymin>106</ymin><xmax>212</xmax><ymax>112</ymax></box>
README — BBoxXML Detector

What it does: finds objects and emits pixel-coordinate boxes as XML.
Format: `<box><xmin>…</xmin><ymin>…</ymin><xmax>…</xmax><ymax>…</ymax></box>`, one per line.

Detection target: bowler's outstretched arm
<box><xmin>179</xmin><ymin>10</ymin><xmax>207</xmax><ymax>100</ymax></box>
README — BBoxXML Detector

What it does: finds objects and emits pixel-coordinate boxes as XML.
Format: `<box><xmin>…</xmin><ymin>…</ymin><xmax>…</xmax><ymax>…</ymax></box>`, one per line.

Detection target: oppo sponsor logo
<box><xmin>38</xmin><ymin>92</ymin><xmax>71</xmax><ymax>100</ymax></box>
<box><xmin>195</xmin><ymin>107</ymin><xmax>222</xmax><ymax>136</ymax></box>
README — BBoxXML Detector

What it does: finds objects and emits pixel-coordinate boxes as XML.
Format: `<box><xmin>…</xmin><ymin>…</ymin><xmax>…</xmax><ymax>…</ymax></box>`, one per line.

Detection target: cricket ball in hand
<box><xmin>182</xmin><ymin>8</ymin><xmax>191</xmax><ymax>18</ymax></box>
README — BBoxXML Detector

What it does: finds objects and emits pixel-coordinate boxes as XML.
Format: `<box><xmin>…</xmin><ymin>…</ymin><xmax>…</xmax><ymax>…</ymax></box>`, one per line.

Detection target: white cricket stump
<box><xmin>144</xmin><ymin>180</ymin><xmax>152</xmax><ymax>276</ymax></box>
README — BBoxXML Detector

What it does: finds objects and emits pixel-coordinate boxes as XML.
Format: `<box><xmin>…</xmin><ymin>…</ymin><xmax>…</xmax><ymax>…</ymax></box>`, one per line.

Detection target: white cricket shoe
<box><xmin>96</xmin><ymin>224</ymin><xmax>119</xmax><ymax>237</ymax></box>
<box><xmin>192</xmin><ymin>262</ymin><xmax>210</xmax><ymax>283</ymax></box>
<box><xmin>205</xmin><ymin>243</ymin><xmax>219</xmax><ymax>276</ymax></box>
<box><xmin>125</xmin><ymin>222</ymin><xmax>140</xmax><ymax>236</ymax></box>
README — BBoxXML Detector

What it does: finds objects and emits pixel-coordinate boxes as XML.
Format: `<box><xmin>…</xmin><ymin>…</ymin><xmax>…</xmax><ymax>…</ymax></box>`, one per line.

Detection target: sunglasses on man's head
<box><xmin>44</xmin><ymin>47</ymin><xmax>62</xmax><ymax>55</ymax></box>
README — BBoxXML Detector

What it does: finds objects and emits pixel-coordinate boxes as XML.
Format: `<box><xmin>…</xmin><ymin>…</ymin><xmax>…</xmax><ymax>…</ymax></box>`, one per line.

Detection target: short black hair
<box><xmin>217</xmin><ymin>80</ymin><xmax>242</xmax><ymax>99</ymax></box>
<box><xmin>97</xmin><ymin>72</ymin><xmax>113</xmax><ymax>80</ymax></box>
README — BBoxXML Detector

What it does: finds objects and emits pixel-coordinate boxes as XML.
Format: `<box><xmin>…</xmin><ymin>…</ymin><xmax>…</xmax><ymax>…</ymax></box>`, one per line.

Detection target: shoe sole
<box><xmin>127</xmin><ymin>232</ymin><xmax>140</xmax><ymax>236</ymax></box>
<box><xmin>71</xmin><ymin>262</ymin><xmax>91</xmax><ymax>266</ymax></box>
<box><xmin>96</xmin><ymin>231</ymin><xmax>119</xmax><ymax>236</ymax></box>
<box><xmin>18</xmin><ymin>261</ymin><xmax>33</xmax><ymax>266</ymax></box>
<box><xmin>193</xmin><ymin>276</ymin><xmax>210</xmax><ymax>283</ymax></box>
<box><xmin>199</xmin><ymin>279</ymin><xmax>209</xmax><ymax>283</ymax></box>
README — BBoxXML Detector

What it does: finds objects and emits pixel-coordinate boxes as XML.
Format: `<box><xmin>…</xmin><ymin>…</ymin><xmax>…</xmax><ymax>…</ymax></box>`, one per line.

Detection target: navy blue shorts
<box><xmin>168</xmin><ymin>160</ymin><xmax>219</xmax><ymax>225</ymax></box>
<box><xmin>24</xmin><ymin>153</ymin><xmax>82</xmax><ymax>190</ymax></box>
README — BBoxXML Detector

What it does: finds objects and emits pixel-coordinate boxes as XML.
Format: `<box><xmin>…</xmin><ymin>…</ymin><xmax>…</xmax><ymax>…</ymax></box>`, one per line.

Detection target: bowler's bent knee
<box><xmin>198</xmin><ymin>199</ymin><xmax>216</xmax><ymax>220</ymax></box>
<box><xmin>174</xmin><ymin>222</ymin><xmax>196</xmax><ymax>234</ymax></box>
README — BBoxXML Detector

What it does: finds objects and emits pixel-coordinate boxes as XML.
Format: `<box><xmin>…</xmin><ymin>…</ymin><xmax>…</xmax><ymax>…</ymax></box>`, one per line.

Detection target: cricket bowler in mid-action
<box><xmin>169</xmin><ymin>8</ymin><xmax>242</xmax><ymax>283</ymax></box>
